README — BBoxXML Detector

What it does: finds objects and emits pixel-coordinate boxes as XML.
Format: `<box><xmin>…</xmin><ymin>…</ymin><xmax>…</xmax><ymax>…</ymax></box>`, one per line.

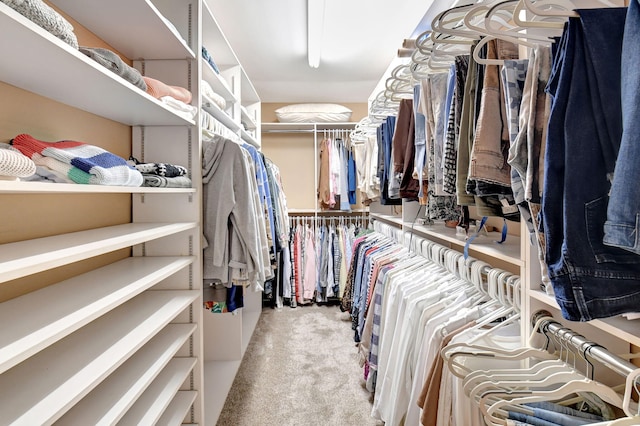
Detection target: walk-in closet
<box><xmin>1</xmin><ymin>0</ymin><xmax>639</xmax><ymax>425</ymax></box>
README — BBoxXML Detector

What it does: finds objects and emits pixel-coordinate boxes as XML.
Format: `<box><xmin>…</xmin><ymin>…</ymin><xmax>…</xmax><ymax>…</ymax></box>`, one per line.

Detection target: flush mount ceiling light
<box><xmin>307</xmin><ymin>0</ymin><xmax>326</xmax><ymax>68</ymax></box>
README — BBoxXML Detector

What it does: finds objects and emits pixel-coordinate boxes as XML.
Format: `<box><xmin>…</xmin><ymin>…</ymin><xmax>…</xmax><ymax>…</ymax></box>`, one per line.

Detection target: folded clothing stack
<box><xmin>143</xmin><ymin>76</ymin><xmax>192</xmax><ymax>104</ymax></box>
<box><xmin>130</xmin><ymin>157</ymin><xmax>192</xmax><ymax>188</ymax></box>
<box><xmin>1</xmin><ymin>0</ymin><xmax>79</xmax><ymax>49</ymax></box>
<box><xmin>79</xmin><ymin>47</ymin><xmax>147</xmax><ymax>91</ymax></box>
<box><xmin>0</xmin><ymin>145</ymin><xmax>36</xmax><ymax>180</ymax></box>
<box><xmin>11</xmin><ymin>133</ymin><xmax>143</xmax><ymax>186</ymax></box>
<box><xmin>201</xmin><ymin>79</ymin><xmax>226</xmax><ymax>111</ymax></box>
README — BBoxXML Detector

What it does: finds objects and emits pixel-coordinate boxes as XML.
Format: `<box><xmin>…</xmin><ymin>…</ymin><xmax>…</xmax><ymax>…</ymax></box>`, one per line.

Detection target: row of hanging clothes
<box><xmin>351</xmin><ymin>220</ymin><xmax>640</xmax><ymax>426</ymax></box>
<box><xmin>202</xmin><ymin>125</ymin><xmax>290</xmax><ymax>313</ymax></box>
<box><xmin>317</xmin><ymin>129</ymin><xmax>359</xmax><ymax>211</ymax></box>
<box><xmin>276</xmin><ymin>214</ymin><xmax>367</xmax><ymax>307</ymax></box>
<box><xmin>353</xmin><ymin>0</ymin><xmax>640</xmax><ymax>323</ymax></box>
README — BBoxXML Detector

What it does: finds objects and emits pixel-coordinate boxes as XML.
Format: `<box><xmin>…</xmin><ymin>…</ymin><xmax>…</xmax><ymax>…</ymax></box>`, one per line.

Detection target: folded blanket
<box><xmin>201</xmin><ymin>80</ymin><xmax>226</xmax><ymax>110</ymax></box>
<box><xmin>11</xmin><ymin>134</ymin><xmax>143</xmax><ymax>186</ymax></box>
<box><xmin>142</xmin><ymin>174</ymin><xmax>191</xmax><ymax>188</ymax></box>
<box><xmin>0</xmin><ymin>145</ymin><xmax>36</xmax><ymax>177</ymax></box>
<box><xmin>143</xmin><ymin>76</ymin><xmax>192</xmax><ymax>104</ymax></box>
<box><xmin>160</xmin><ymin>96</ymin><xmax>198</xmax><ymax>120</ymax></box>
<box><xmin>79</xmin><ymin>47</ymin><xmax>147</xmax><ymax>91</ymax></box>
<box><xmin>1</xmin><ymin>0</ymin><xmax>78</xmax><ymax>49</ymax></box>
<box><xmin>133</xmin><ymin>161</ymin><xmax>188</xmax><ymax>178</ymax></box>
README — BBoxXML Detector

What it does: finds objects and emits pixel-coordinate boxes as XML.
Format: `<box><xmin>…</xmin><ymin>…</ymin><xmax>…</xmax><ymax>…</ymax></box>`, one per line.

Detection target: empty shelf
<box><xmin>156</xmin><ymin>391</ymin><xmax>198</xmax><ymax>426</ymax></box>
<box><xmin>56</xmin><ymin>324</ymin><xmax>196</xmax><ymax>425</ymax></box>
<box><xmin>117</xmin><ymin>358</ymin><xmax>197</xmax><ymax>425</ymax></box>
<box><xmin>0</xmin><ymin>256</ymin><xmax>194</xmax><ymax>373</ymax></box>
<box><xmin>0</xmin><ymin>222</ymin><xmax>196</xmax><ymax>283</ymax></box>
<box><xmin>0</xmin><ymin>290</ymin><xmax>198</xmax><ymax>425</ymax></box>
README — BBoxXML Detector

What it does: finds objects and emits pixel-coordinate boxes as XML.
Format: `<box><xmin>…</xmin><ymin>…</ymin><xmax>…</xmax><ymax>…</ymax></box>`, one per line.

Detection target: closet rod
<box><xmin>262</xmin><ymin>129</ymin><xmax>316</xmax><ymax>134</ymax></box>
<box><xmin>532</xmin><ymin>310</ymin><xmax>638</xmax><ymax>380</ymax></box>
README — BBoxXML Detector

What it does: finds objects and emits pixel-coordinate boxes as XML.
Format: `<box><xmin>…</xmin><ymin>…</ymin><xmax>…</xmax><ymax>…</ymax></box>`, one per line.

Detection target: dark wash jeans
<box><xmin>604</xmin><ymin>0</ymin><xmax>640</xmax><ymax>255</ymax></box>
<box><xmin>542</xmin><ymin>7</ymin><xmax>640</xmax><ymax>321</ymax></box>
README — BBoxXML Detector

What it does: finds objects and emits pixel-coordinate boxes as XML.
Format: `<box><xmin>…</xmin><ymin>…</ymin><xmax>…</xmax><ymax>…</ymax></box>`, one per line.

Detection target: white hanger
<box><xmin>513</xmin><ymin>0</ymin><xmax>569</xmax><ymax>29</ymax></box>
<box><xmin>621</xmin><ymin>367</ymin><xmax>640</xmax><ymax>419</ymax></box>
<box><xmin>431</xmin><ymin>2</ymin><xmax>484</xmax><ymax>42</ymax></box>
<box><xmin>480</xmin><ymin>378</ymin><xmax>627</xmax><ymax>426</ymax></box>
<box><xmin>484</xmin><ymin>0</ymin><xmax>556</xmax><ymax>43</ymax></box>
<box><xmin>443</xmin><ymin>340</ymin><xmax>558</xmax><ymax>379</ymax></box>
<box><xmin>469</xmin><ymin>364</ymin><xmax>590</xmax><ymax>407</ymax></box>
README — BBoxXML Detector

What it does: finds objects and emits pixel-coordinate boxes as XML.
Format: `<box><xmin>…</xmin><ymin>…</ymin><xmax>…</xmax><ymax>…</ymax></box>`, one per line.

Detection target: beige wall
<box><xmin>0</xmin><ymin>5</ymin><xmax>132</xmax><ymax>302</ymax></box>
<box><xmin>261</xmin><ymin>102</ymin><xmax>367</xmax><ymax>210</ymax></box>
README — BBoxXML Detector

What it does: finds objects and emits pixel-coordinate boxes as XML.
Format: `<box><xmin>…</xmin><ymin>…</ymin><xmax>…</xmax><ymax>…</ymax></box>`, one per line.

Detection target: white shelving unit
<box><xmin>0</xmin><ymin>0</ymin><xmax>261</xmax><ymax>424</ymax></box>
<box><xmin>363</xmin><ymin>0</ymin><xmax>640</xmax><ymax>372</ymax></box>
<box><xmin>202</xmin><ymin>0</ymin><xmax>261</xmax><ymax>149</ymax></box>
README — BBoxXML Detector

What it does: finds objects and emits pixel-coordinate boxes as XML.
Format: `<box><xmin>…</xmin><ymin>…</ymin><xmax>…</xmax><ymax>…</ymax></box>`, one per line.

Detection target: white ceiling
<box><xmin>206</xmin><ymin>0</ymin><xmax>448</xmax><ymax>104</ymax></box>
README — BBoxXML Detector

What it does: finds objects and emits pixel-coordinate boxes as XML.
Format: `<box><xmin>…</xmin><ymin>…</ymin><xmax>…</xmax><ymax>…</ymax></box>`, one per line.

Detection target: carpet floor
<box><xmin>216</xmin><ymin>303</ymin><xmax>384</xmax><ymax>426</ymax></box>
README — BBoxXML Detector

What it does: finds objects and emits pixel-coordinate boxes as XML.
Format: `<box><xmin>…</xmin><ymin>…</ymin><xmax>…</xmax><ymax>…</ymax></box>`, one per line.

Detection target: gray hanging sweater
<box><xmin>202</xmin><ymin>134</ymin><xmax>265</xmax><ymax>286</ymax></box>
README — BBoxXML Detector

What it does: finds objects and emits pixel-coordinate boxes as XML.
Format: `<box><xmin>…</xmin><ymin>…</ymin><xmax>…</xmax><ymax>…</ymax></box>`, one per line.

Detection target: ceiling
<box><xmin>206</xmin><ymin>0</ymin><xmax>452</xmax><ymax>104</ymax></box>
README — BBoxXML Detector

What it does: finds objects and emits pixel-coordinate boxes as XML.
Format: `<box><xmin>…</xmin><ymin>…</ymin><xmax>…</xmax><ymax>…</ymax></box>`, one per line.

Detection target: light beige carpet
<box><xmin>216</xmin><ymin>304</ymin><xmax>384</xmax><ymax>426</ymax></box>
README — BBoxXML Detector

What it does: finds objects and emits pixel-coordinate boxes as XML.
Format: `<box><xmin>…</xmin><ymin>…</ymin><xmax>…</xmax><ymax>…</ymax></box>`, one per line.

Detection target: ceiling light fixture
<box><xmin>307</xmin><ymin>0</ymin><xmax>326</xmax><ymax>68</ymax></box>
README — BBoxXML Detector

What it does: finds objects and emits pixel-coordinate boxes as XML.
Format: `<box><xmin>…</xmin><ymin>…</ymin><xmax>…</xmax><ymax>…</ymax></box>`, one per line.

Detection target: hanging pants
<box><xmin>542</xmin><ymin>7</ymin><xmax>640</xmax><ymax>321</ymax></box>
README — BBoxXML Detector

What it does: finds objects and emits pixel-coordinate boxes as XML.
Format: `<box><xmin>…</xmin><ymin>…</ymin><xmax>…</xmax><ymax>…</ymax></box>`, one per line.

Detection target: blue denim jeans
<box><xmin>604</xmin><ymin>0</ymin><xmax>640</xmax><ymax>255</ymax></box>
<box><xmin>542</xmin><ymin>7</ymin><xmax>640</xmax><ymax>321</ymax></box>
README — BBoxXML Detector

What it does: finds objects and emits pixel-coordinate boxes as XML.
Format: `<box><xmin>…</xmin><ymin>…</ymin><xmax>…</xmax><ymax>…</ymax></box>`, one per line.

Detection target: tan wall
<box><xmin>0</xmin><ymin>5</ymin><xmax>132</xmax><ymax>302</ymax></box>
<box><xmin>261</xmin><ymin>102</ymin><xmax>367</xmax><ymax>211</ymax></box>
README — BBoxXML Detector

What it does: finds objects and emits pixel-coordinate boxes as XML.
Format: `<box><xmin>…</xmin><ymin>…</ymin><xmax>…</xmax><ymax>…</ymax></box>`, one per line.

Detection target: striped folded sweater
<box><xmin>11</xmin><ymin>133</ymin><xmax>143</xmax><ymax>186</ymax></box>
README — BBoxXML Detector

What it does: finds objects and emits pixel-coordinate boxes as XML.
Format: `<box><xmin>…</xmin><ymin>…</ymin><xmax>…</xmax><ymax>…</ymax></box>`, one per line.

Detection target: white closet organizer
<box><xmin>367</xmin><ymin>0</ymin><xmax>640</xmax><ymax>386</ymax></box>
<box><xmin>0</xmin><ymin>0</ymin><xmax>261</xmax><ymax>425</ymax></box>
<box><xmin>262</xmin><ymin>121</ymin><xmax>360</xmax><ymax>218</ymax></box>
<box><xmin>202</xmin><ymin>1</ymin><xmax>261</xmax><ymax>148</ymax></box>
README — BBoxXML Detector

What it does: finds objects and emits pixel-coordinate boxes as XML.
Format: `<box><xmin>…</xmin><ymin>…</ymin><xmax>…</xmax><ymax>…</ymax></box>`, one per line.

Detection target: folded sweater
<box><xmin>11</xmin><ymin>133</ymin><xmax>143</xmax><ymax>186</ymax></box>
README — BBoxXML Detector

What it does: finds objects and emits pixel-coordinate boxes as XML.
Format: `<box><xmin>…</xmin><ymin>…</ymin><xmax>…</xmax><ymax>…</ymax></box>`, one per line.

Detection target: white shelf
<box><xmin>0</xmin><ymin>3</ymin><xmax>194</xmax><ymax>126</ymax></box>
<box><xmin>156</xmin><ymin>391</ymin><xmax>198</xmax><ymax>426</ymax></box>
<box><xmin>201</xmin><ymin>1</ymin><xmax>240</xmax><ymax>67</ymax></box>
<box><xmin>0</xmin><ymin>290</ymin><xmax>198</xmax><ymax>425</ymax></box>
<box><xmin>118</xmin><ymin>358</ymin><xmax>197</xmax><ymax>425</ymax></box>
<box><xmin>202</xmin><ymin>60</ymin><xmax>237</xmax><ymax>102</ymax></box>
<box><xmin>261</xmin><ymin>122</ymin><xmax>358</xmax><ymax>132</ymax></box>
<box><xmin>241</xmin><ymin>107</ymin><xmax>257</xmax><ymax>130</ymax></box>
<box><xmin>240</xmin><ymin>70</ymin><xmax>260</xmax><ymax>104</ymax></box>
<box><xmin>370</xmin><ymin>213</ymin><xmax>404</xmax><ymax>227</ymax></box>
<box><xmin>241</xmin><ymin>128</ymin><xmax>260</xmax><ymax>148</ymax></box>
<box><xmin>49</xmin><ymin>0</ymin><xmax>196</xmax><ymax>60</ymax></box>
<box><xmin>202</xmin><ymin>101</ymin><xmax>241</xmax><ymax>134</ymax></box>
<box><xmin>0</xmin><ymin>222</ymin><xmax>197</xmax><ymax>283</ymax></box>
<box><xmin>0</xmin><ymin>180</ymin><xmax>195</xmax><ymax>194</ymax></box>
<box><xmin>0</xmin><ymin>256</ymin><xmax>194</xmax><ymax>374</ymax></box>
<box><xmin>56</xmin><ymin>323</ymin><xmax>196</xmax><ymax>425</ymax></box>
<box><xmin>409</xmin><ymin>222</ymin><xmax>523</xmax><ymax>267</ymax></box>
<box><xmin>529</xmin><ymin>290</ymin><xmax>640</xmax><ymax>347</ymax></box>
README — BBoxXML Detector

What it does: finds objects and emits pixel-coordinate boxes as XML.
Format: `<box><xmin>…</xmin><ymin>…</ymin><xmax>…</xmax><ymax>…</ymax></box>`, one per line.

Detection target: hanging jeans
<box><xmin>542</xmin><ymin>7</ymin><xmax>640</xmax><ymax>321</ymax></box>
<box><xmin>604</xmin><ymin>0</ymin><xmax>640</xmax><ymax>255</ymax></box>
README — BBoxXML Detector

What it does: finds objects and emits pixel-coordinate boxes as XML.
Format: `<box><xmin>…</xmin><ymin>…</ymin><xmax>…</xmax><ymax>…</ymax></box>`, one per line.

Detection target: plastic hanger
<box><xmin>469</xmin><ymin>365</ymin><xmax>590</xmax><ymax>407</ymax></box>
<box><xmin>431</xmin><ymin>1</ymin><xmax>485</xmax><ymax>41</ymax></box>
<box><xmin>484</xmin><ymin>0</ymin><xmax>555</xmax><ymax>43</ymax></box>
<box><xmin>513</xmin><ymin>0</ymin><xmax>569</xmax><ymax>29</ymax></box>
<box><xmin>462</xmin><ymin>358</ymin><xmax>568</xmax><ymax>396</ymax></box>
<box><xmin>480</xmin><ymin>378</ymin><xmax>627</xmax><ymax>426</ymax></box>
<box><xmin>443</xmin><ymin>341</ymin><xmax>559</xmax><ymax>379</ymax></box>
<box><xmin>621</xmin><ymin>367</ymin><xmax>640</xmax><ymax>420</ymax></box>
